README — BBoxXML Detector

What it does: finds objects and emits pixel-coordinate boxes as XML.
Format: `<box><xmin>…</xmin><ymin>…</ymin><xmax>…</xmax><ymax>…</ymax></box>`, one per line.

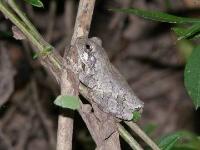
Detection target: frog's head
<box><xmin>126</xmin><ymin>95</ymin><xmax>144</xmax><ymax>121</ymax></box>
<box><xmin>121</xmin><ymin>98</ymin><xmax>144</xmax><ymax>121</ymax></box>
<box><xmin>74</xmin><ymin>37</ymin><xmax>102</xmax><ymax>70</ymax></box>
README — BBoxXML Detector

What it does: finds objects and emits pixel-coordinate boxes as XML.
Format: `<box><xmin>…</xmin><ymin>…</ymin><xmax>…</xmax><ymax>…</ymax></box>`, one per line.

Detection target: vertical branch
<box><xmin>57</xmin><ymin>0</ymin><xmax>96</xmax><ymax>150</ymax></box>
<box><xmin>68</xmin><ymin>0</ymin><xmax>96</xmax><ymax>46</ymax></box>
<box><xmin>56</xmin><ymin>109</ymin><xmax>74</xmax><ymax>150</ymax></box>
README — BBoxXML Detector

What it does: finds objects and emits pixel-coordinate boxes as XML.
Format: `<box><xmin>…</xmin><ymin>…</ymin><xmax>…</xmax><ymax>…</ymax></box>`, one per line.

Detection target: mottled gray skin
<box><xmin>75</xmin><ymin>37</ymin><xmax>144</xmax><ymax>120</ymax></box>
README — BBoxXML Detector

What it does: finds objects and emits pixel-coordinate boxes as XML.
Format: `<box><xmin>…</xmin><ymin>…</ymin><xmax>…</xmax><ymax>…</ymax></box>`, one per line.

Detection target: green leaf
<box><xmin>172</xmin><ymin>27</ymin><xmax>188</xmax><ymax>36</ymax></box>
<box><xmin>160</xmin><ymin>131</ymin><xmax>200</xmax><ymax>150</ymax></box>
<box><xmin>24</xmin><ymin>0</ymin><xmax>44</xmax><ymax>7</ymax></box>
<box><xmin>173</xmin><ymin>27</ymin><xmax>200</xmax><ymax>40</ymax></box>
<box><xmin>172</xmin><ymin>24</ymin><xmax>200</xmax><ymax>40</ymax></box>
<box><xmin>132</xmin><ymin>111</ymin><xmax>141</xmax><ymax>122</ymax></box>
<box><xmin>174</xmin><ymin>139</ymin><xmax>200</xmax><ymax>150</ymax></box>
<box><xmin>111</xmin><ymin>8</ymin><xmax>200</xmax><ymax>24</ymax></box>
<box><xmin>173</xmin><ymin>132</ymin><xmax>200</xmax><ymax>150</ymax></box>
<box><xmin>158</xmin><ymin>133</ymin><xmax>181</xmax><ymax>150</ymax></box>
<box><xmin>173</xmin><ymin>131</ymin><xmax>197</xmax><ymax>141</ymax></box>
<box><xmin>54</xmin><ymin>95</ymin><xmax>80</xmax><ymax>110</ymax></box>
<box><xmin>184</xmin><ymin>46</ymin><xmax>200</xmax><ymax>109</ymax></box>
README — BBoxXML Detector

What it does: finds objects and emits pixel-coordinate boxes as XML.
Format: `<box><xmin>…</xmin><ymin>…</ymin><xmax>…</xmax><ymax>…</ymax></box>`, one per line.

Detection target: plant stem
<box><xmin>7</xmin><ymin>0</ymin><xmax>49</xmax><ymax>47</ymax></box>
<box><xmin>0</xmin><ymin>1</ymin><xmax>43</xmax><ymax>51</ymax></box>
<box><xmin>125</xmin><ymin>122</ymin><xmax>160</xmax><ymax>150</ymax></box>
<box><xmin>117</xmin><ymin>124</ymin><xmax>143</xmax><ymax>150</ymax></box>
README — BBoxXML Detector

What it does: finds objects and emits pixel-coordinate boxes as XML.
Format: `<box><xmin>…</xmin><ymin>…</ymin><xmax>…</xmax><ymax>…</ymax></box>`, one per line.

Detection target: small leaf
<box><xmin>24</xmin><ymin>0</ymin><xmax>44</xmax><ymax>7</ymax></box>
<box><xmin>158</xmin><ymin>133</ymin><xmax>181</xmax><ymax>150</ymax></box>
<box><xmin>176</xmin><ymin>24</ymin><xmax>200</xmax><ymax>40</ymax></box>
<box><xmin>184</xmin><ymin>46</ymin><xmax>200</xmax><ymax>109</ymax></box>
<box><xmin>54</xmin><ymin>95</ymin><xmax>80</xmax><ymax>110</ymax></box>
<box><xmin>132</xmin><ymin>111</ymin><xmax>141</xmax><ymax>122</ymax></box>
<box><xmin>111</xmin><ymin>8</ymin><xmax>200</xmax><ymax>24</ymax></box>
<box><xmin>173</xmin><ymin>26</ymin><xmax>200</xmax><ymax>40</ymax></box>
<box><xmin>172</xmin><ymin>27</ymin><xmax>188</xmax><ymax>36</ymax></box>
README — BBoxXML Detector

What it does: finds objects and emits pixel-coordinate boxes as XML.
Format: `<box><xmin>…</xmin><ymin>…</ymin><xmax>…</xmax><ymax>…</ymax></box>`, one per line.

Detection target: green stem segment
<box><xmin>0</xmin><ymin>1</ymin><xmax>40</xmax><ymax>49</ymax></box>
<box><xmin>7</xmin><ymin>0</ymin><xmax>49</xmax><ymax>47</ymax></box>
<box><xmin>0</xmin><ymin>0</ymin><xmax>52</xmax><ymax>55</ymax></box>
<box><xmin>118</xmin><ymin>124</ymin><xmax>144</xmax><ymax>150</ymax></box>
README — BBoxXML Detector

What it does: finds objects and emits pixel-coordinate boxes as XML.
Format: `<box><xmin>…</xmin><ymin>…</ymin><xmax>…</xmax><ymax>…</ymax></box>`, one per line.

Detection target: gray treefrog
<box><xmin>75</xmin><ymin>37</ymin><xmax>144</xmax><ymax>120</ymax></box>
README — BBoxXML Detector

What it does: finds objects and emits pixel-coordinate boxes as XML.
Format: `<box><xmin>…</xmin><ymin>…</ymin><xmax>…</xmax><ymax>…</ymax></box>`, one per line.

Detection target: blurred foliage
<box><xmin>143</xmin><ymin>124</ymin><xmax>200</xmax><ymax>150</ymax></box>
<box><xmin>111</xmin><ymin>8</ymin><xmax>200</xmax><ymax>24</ymax></box>
<box><xmin>157</xmin><ymin>132</ymin><xmax>181</xmax><ymax>150</ymax></box>
<box><xmin>169</xmin><ymin>131</ymin><xmax>200</xmax><ymax>150</ymax></box>
<box><xmin>184</xmin><ymin>46</ymin><xmax>200</xmax><ymax>109</ymax></box>
<box><xmin>24</xmin><ymin>0</ymin><xmax>43</xmax><ymax>7</ymax></box>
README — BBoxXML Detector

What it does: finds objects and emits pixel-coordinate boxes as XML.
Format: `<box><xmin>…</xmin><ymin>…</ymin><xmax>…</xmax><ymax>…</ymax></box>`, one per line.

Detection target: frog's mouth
<box><xmin>134</xmin><ymin>106</ymin><xmax>143</xmax><ymax>113</ymax></box>
<box><xmin>127</xmin><ymin>100</ymin><xmax>144</xmax><ymax>114</ymax></box>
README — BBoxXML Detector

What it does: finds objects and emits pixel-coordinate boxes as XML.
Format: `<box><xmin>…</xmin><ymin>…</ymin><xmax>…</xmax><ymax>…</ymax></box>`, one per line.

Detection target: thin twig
<box><xmin>117</xmin><ymin>124</ymin><xmax>143</xmax><ymax>150</ymax></box>
<box><xmin>125</xmin><ymin>122</ymin><xmax>160</xmax><ymax>150</ymax></box>
<box><xmin>0</xmin><ymin>1</ymin><xmax>43</xmax><ymax>50</ymax></box>
<box><xmin>7</xmin><ymin>0</ymin><xmax>49</xmax><ymax>47</ymax></box>
<box><xmin>68</xmin><ymin>0</ymin><xmax>96</xmax><ymax>46</ymax></box>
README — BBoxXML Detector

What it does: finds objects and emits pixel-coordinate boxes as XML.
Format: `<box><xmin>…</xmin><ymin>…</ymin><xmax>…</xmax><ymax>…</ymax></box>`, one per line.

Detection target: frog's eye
<box><xmin>86</xmin><ymin>44</ymin><xmax>90</xmax><ymax>49</ymax></box>
<box><xmin>85</xmin><ymin>43</ymin><xmax>93</xmax><ymax>52</ymax></box>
